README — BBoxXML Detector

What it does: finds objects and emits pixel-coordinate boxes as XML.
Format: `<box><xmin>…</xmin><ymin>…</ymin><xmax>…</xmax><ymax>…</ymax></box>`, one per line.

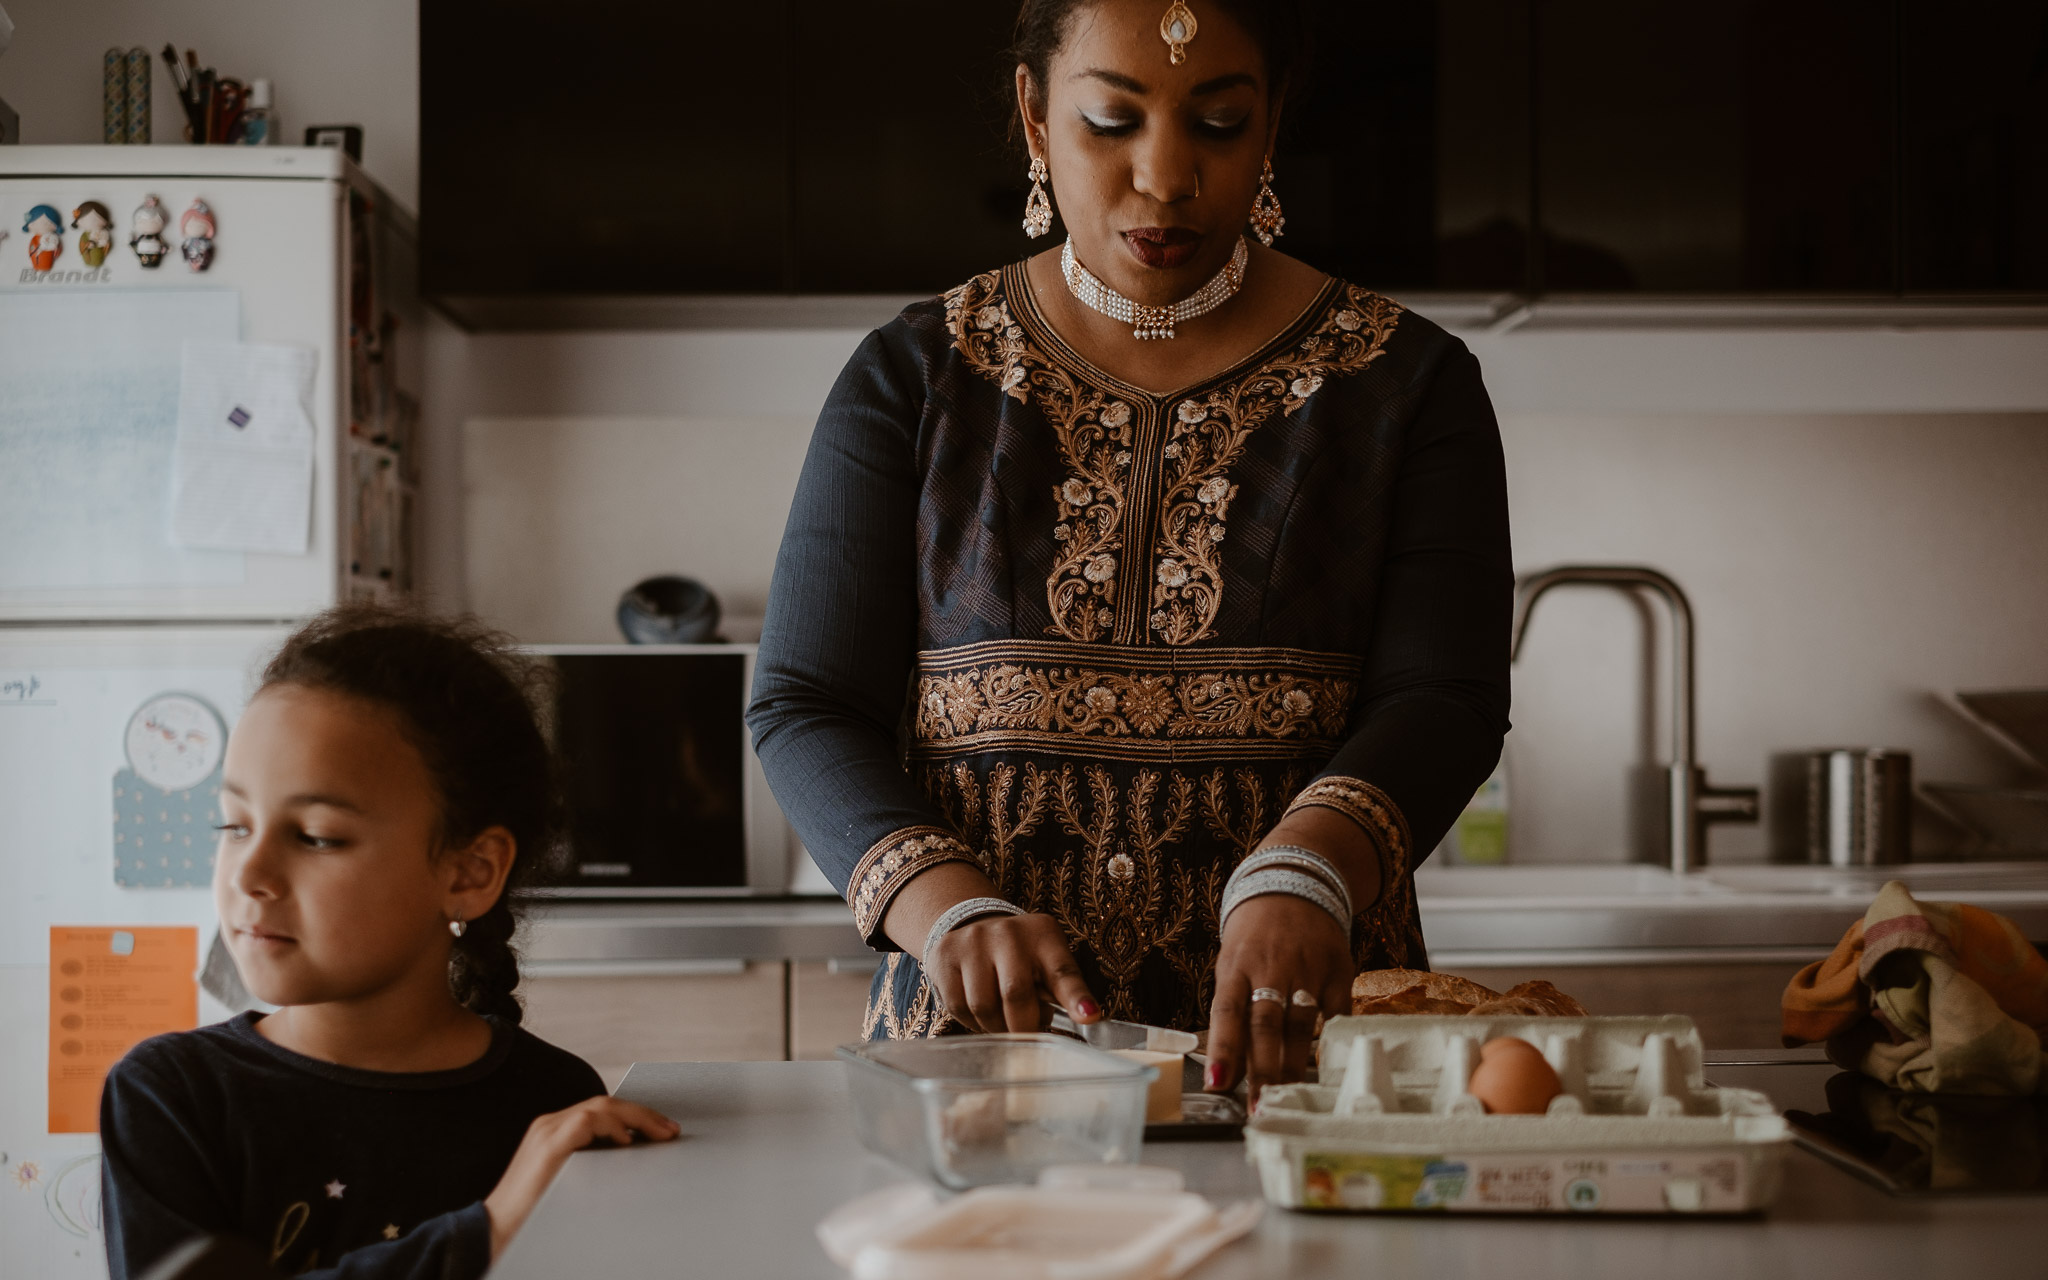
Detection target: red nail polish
<box><xmin>1205</xmin><ymin>1062</ymin><xmax>1223</xmax><ymax>1090</ymax></box>
<box><xmin>1077</xmin><ymin>999</ymin><xmax>1099</xmax><ymax>1019</ymax></box>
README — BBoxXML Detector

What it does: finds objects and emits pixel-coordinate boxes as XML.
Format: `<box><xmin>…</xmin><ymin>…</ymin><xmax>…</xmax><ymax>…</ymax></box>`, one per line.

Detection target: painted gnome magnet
<box><xmin>23</xmin><ymin>204</ymin><xmax>63</xmax><ymax>271</ymax></box>
<box><xmin>179</xmin><ymin>199</ymin><xmax>216</xmax><ymax>272</ymax></box>
<box><xmin>130</xmin><ymin>195</ymin><xmax>169</xmax><ymax>268</ymax></box>
<box><xmin>72</xmin><ymin>201</ymin><xmax>114</xmax><ymax>267</ymax></box>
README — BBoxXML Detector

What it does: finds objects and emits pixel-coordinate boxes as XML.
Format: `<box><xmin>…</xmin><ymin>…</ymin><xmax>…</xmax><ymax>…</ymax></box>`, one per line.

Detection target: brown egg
<box><xmin>1466</xmin><ymin>1036</ymin><xmax>1563</xmax><ymax>1115</ymax></box>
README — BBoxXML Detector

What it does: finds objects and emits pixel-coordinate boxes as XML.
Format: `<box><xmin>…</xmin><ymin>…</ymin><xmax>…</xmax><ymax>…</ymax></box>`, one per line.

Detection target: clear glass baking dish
<box><xmin>838</xmin><ymin>1034</ymin><xmax>1156</xmax><ymax>1190</ymax></box>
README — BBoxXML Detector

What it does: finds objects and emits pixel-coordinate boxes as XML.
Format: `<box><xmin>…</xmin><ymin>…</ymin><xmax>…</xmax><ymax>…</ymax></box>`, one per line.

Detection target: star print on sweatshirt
<box><xmin>100</xmin><ymin>1011</ymin><xmax>603</xmax><ymax>1280</ymax></box>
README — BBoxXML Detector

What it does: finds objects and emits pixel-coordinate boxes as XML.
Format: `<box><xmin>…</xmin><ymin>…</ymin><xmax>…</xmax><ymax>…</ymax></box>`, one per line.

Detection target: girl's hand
<box><xmin>925</xmin><ymin>911</ymin><xmax>1101</xmax><ymax>1033</ymax></box>
<box><xmin>1204</xmin><ymin>893</ymin><xmax>1353</xmax><ymax>1101</ymax></box>
<box><xmin>484</xmin><ymin>1095</ymin><xmax>679</xmax><ymax>1258</ymax></box>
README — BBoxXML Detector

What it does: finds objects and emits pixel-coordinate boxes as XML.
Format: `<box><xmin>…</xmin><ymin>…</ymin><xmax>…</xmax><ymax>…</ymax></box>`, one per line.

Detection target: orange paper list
<box><xmin>48</xmin><ymin>926</ymin><xmax>198</xmax><ymax>1134</ymax></box>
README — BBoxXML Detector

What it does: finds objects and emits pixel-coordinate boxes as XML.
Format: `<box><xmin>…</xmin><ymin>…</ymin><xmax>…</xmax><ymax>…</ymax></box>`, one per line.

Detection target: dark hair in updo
<box><xmin>260</xmin><ymin>604</ymin><xmax>560</xmax><ymax>1025</ymax></box>
<box><xmin>1009</xmin><ymin>0</ymin><xmax>1313</xmax><ymax>137</ymax></box>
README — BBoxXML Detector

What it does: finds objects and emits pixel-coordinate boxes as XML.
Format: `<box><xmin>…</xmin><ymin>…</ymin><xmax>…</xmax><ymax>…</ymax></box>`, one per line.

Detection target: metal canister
<box><xmin>1782</xmin><ymin>749</ymin><xmax>1913</xmax><ymax>866</ymax></box>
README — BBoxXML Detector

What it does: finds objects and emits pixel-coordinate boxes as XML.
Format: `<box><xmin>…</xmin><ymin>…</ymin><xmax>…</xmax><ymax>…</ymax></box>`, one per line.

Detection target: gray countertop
<box><xmin>519</xmin><ymin>863</ymin><xmax>2048</xmax><ymax>969</ymax></box>
<box><xmin>491</xmin><ymin>1057</ymin><xmax>2042</xmax><ymax>1280</ymax></box>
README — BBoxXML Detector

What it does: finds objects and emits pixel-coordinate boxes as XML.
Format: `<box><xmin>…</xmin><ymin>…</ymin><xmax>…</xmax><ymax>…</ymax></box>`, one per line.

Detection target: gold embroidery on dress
<box><xmin>1151</xmin><ymin>289</ymin><xmax>1404</xmax><ymax>643</ymax></box>
<box><xmin>848</xmin><ymin>825</ymin><xmax>977</xmax><ymax>940</ymax></box>
<box><xmin>1285</xmin><ymin>775</ymin><xmax>1412</xmax><ymax>874</ymax></box>
<box><xmin>1045</xmin><ymin>764</ymin><xmax>1200</xmax><ymax>1022</ymax></box>
<box><xmin>917</xmin><ymin>757</ymin><xmax>1314</xmax><ymax>1027</ymax></box>
<box><xmin>913</xmin><ymin>640</ymin><xmax>1359</xmax><ymax>760</ymax></box>
<box><xmin>1284</xmin><ymin>775</ymin><xmax>1418</xmax><ymax>970</ymax></box>
<box><xmin>943</xmin><ymin>274</ymin><xmax>1402</xmax><ymax>647</ymax></box>
<box><xmin>864</xmin><ymin>951</ymin><xmax>959</xmax><ymax>1041</ymax></box>
<box><xmin>945</xmin><ymin>272</ymin><xmax>1133</xmax><ymax>643</ymax></box>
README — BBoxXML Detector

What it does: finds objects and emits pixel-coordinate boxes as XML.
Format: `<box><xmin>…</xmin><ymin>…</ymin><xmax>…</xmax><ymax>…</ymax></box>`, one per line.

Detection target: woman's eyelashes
<box><xmin>1076</xmin><ymin>108</ymin><xmax>1251</xmax><ymax>140</ymax></box>
<box><xmin>1080</xmin><ymin>108</ymin><xmax>1138</xmax><ymax>137</ymax></box>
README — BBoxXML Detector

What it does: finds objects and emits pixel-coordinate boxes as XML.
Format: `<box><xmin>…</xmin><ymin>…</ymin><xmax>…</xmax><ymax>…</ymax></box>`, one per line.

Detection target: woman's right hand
<box><xmin>925</xmin><ymin>910</ymin><xmax>1101</xmax><ymax>1033</ymax></box>
<box><xmin>484</xmin><ymin>1095</ymin><xmax>679</xmax><ymax>1259</ymax></box>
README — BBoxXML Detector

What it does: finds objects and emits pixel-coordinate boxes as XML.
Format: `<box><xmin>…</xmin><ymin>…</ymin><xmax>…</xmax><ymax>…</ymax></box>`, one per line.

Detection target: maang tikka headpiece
<box><xmin>1160</xmin><ymin>2</ymin><xmax>1198</xmax><ymax>65</ymax></box>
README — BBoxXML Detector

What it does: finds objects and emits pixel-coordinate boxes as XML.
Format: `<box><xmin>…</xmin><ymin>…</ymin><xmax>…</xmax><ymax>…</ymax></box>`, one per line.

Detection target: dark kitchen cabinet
<box><xmin>790</xmin><ymin>2</ymin><xmax>1023</xmax><ymax>293</ymax></box>
<box><xmin>417</xmin><ymin>0</ymin><xmax>2047</xmax><ymax>320</ymax></box>
<box><xmin>1533</xmin><ymin>0</ymin><xmax>1896</xmax><ymax>293</ymax></box>
<box><xmin>421</xmin><ymin>0</ymin><xmax>792</xmax><ymax>297</ymax></box>
<box><xmin>1901</xmin><ymin>0</ymin><xmax>2048</xmax><ymax>292</ymax></box>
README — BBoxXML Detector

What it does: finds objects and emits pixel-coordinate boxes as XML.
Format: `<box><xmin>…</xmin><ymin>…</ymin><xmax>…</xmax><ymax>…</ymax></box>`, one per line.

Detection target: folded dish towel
<box><xmin>1782</xmin><ymin>880</ymin><xmax>2048</xmax><ymax>1095</ymax></box>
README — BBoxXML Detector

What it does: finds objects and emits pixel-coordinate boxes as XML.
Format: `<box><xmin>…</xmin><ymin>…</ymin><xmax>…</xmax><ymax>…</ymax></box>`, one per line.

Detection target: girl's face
<box><xmin>76</xmin><ymin>210</ymin><xmax>109</xmax><ymax>232</ymax></box>
<box><xmin>1021</xmin><ymin>0</ymin><xmax>1277</xmax><ymax>304</ymax></box>
<box><xmin>26</xmin><ymin>213</ymin><xmax>58</xmax><ymax>235</ymax></box>
<box><xmin>214</xmin><ymin>684</ymin><xmax>507</xmax><ymax>1008</ymax></box>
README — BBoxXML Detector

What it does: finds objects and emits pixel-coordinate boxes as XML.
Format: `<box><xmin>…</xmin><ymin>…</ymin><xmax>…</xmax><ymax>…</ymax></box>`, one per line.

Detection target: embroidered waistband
<box><xmin>911</xmin><ymin>639</ymin><xmax>1361</xmax><ymax>761</ymax></box>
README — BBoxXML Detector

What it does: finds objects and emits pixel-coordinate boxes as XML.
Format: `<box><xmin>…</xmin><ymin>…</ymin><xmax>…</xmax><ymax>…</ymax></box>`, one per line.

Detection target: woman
<box><xmin>748</xmin><ymin>0</ymin><xmax>1510</xmax><ymax>1096</ymax></box>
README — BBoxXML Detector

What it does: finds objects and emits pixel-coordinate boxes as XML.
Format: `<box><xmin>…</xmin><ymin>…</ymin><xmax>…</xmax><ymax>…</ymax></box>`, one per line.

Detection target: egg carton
<box><xmin>1245</xmin><ymin>1015</ymin><xmax>1790</xmax><ymax>1214</ymax></box>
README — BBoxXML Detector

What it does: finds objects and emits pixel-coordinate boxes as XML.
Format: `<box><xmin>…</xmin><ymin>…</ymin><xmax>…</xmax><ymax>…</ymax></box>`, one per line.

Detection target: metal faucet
<box><xmin>1510</xmin><ymin>565</ymin><xmax>1759</xmax><ymax>874</ymax></box>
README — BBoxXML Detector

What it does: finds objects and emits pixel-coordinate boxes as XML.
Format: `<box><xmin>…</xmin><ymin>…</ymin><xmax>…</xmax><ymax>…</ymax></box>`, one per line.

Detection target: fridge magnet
<box><xmin>129</xmin><ymin>195</ymin><xmax>169</xmax><ymax>267</ymax></box>
<box><xmin>179</xmin><ymin>199</ymin><xmax>216</xmax><ymax>272</ymax></box>
<box><xmin>112</xmin><ymin>691</ymin><xmax>227</xmax><ymax>889</ymax></box>
<box><xmin>22</xmin><ymin>204</ymin><xmax>62</xmax><ymax>271</ymax></box>
<box><xmin>71</xmin><ymin>201</ymin><xmax>114</xmax><ymax>267</ymax></box>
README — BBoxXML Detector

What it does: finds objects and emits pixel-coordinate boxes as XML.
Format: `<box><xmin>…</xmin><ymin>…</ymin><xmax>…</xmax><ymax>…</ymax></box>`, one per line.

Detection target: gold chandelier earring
<box><xmin>1249</xmin><ymin>157</ymin><xmax>1285</xmax><ymax>247</ymax></box>
<box><xmin>1023</xmin><ymin>155</ymin><xmax>1053</xmax><ymax>239</ymax></box>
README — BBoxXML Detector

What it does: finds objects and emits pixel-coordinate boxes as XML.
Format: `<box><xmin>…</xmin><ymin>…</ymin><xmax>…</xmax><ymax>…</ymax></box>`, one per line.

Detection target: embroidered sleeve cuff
<box><xmin>1283</xmin><ymin>776</ymin><xmax>1412</xmax><ymax>908</ymax></box>
<box><xmin>848</xmin><ymin>826</ymin><xmax>981</xmax><ymax>948</ymax></box>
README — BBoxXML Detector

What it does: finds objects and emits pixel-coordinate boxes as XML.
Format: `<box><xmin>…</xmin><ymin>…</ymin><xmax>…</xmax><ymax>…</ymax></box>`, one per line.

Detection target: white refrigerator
<box><xmin>0</xmin><ymin>147</ymin><xmax>420</xmax><ymax>1277</ymax></box>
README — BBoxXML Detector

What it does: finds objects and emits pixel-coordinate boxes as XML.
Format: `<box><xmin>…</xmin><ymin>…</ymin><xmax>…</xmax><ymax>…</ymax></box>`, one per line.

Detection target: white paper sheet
<box><xmin>0</xmin><ymin>291</ymin><xmax>245</xmax><ymax>590</ymax></box>
<box><xmin>169</xmin><ymin>340</ymin><xmax>318</xmax><ymax>554</ymax></box>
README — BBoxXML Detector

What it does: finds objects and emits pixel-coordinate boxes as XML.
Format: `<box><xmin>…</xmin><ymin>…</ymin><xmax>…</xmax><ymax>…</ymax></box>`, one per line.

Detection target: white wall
<box><xmin>0</xmin><ymin>0</ymin><xmax>419</xmax><ymax>207</ymax></box>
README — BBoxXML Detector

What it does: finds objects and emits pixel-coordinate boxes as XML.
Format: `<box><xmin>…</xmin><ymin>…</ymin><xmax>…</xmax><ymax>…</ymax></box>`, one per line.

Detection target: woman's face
<box><xmin>1021</xmin><ymin>0</ymin><xmax>1278</xmax><ymax>304</ymax></box>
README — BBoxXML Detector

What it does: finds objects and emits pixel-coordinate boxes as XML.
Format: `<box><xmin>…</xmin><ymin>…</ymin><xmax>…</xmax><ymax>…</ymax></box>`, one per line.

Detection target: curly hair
<box><xmin>260</xmin><ymin>604</ymin><xmax>561</xmax><ymax>1025</ymax></box>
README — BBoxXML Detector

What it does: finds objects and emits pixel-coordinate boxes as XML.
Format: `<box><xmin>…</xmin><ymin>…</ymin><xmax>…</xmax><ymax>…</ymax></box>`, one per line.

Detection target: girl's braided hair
<box><xmin>260</xmin><ymin>603</ymin><xmax>560</xmax><ymax>1024</ymax></box>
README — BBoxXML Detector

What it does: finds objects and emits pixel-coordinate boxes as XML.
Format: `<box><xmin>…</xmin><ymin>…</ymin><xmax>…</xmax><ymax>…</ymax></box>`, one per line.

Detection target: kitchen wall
<box><xmin>0</xmin><ymin>0</ymin><xmax>419</xmax><ymax>206</ymax></box>
<box><xmin>8</xmin><ymin>0</ymin><xmax>2048</xmax><ymax>867</ymax></box>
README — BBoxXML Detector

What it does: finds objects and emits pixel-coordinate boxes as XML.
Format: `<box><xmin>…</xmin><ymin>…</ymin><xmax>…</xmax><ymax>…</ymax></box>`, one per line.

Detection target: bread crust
<box><xmin>1350</xmin><ymin>970</ymin><xmax>1589</xmax><ymax>1017</ymax></box>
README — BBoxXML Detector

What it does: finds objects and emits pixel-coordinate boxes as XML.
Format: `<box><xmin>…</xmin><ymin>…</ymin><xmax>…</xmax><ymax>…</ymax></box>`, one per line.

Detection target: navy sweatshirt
<box><xmin>100</xmin><ymin>1012</ymin><xmax>605</xmax><ymax>1280</ymax></box>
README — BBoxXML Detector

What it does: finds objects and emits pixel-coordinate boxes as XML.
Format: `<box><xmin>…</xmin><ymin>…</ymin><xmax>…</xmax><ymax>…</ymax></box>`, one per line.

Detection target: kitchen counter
<box><xmin>519</xmin><ymin>863</ymin><xmax>2048</xmax><ymax>970</ymax></box>
<box><xmin>491</xmin><ymin>1057</ymin><xmax>2043</xmax><ymax>1280</ymax></box>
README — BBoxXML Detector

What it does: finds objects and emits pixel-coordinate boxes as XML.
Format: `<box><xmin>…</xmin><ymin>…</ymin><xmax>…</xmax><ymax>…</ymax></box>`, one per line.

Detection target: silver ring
<box><xmin>1291</xmin><ymin>989</ymin><xmax>1318</xmax><ymax>1009</ymax></box>
<box><xmin>1250</xmin><ymin>986</ymin><xmax>1286</xmax><ymax>1005</ymax></box>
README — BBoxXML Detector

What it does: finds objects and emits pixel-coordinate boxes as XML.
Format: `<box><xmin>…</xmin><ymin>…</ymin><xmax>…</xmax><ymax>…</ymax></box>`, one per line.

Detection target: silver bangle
<box><xmin>1220</xmin><ymin>868</ymin><xmax>1348</xmax><ymax>936</ymax></box>
<box><xmin>1229</xmin><ymin>845</ymin><xmax>1352</xmax><ymax>920</ymax></box>
<box><xmin>921</xmin><ymin>896</ymin><xmax>1023</xmax><ymax>973</ymax></box>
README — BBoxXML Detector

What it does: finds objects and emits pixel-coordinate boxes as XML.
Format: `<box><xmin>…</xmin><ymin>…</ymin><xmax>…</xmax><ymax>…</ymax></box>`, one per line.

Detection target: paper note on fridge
<box><xmin>170</xmin><ymin>341</ymin><xmax>318</xmax><ymax>554</ymax></box>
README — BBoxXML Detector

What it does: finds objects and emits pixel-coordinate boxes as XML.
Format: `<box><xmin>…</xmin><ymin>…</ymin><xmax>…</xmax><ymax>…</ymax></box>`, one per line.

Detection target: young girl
<box><xmin>100</xmin><ymin>607</ymin><xmax>677</xmax><ymax>1279</ymax></box>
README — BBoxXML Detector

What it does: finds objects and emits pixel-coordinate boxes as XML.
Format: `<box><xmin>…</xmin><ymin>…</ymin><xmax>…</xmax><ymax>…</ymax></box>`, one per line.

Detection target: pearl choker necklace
<box><xmin>1061</xmin><ymin>236</ymin><xmax>1249</xmax><ymax>340</ymax></box>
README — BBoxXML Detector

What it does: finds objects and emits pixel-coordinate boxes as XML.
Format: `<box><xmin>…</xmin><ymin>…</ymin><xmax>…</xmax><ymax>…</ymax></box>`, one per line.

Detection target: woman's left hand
<box><xmin>1204</xmin><ymin>893</ymin><xmax>1353</xmax><ymax>1100</ymax></box>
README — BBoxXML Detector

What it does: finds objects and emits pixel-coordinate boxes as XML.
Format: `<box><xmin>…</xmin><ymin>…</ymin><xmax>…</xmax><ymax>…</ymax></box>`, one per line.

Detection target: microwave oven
<box><xmin>529</xmin><ymin>644</ymin><xmax>809</xmax><ymax>897</ymax></box>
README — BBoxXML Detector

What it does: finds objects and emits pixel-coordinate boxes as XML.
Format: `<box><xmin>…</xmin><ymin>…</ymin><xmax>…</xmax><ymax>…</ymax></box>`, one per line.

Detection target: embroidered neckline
<box><xmin>1006</xmin><ymin>261</ymin><xmax>1343</xmax><ymax>405</ymax></box>
<box><xmin>942</xmin><ymin>267</ymin><xmax>1403</xmax><ymax>646</ymax></box>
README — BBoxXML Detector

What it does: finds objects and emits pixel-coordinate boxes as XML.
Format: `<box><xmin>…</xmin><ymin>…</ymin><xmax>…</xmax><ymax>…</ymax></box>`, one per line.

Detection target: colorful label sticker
<box><xmin>1296</xmin><ymin>1150</ymin><xmax>1751</xmax><ymax>1213</ymax></box>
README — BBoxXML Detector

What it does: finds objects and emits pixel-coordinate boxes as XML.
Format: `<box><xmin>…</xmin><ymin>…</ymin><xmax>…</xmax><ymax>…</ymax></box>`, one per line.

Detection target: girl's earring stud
<box><xmin>448</xmin><ymin>917</ymin><xmax>467</xmax><ymax>938</ymax></box>
<box><xmin>1023</xmin><ymin>155</ymin><xmax>1053</xmax><ymax>239</ymax></box>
